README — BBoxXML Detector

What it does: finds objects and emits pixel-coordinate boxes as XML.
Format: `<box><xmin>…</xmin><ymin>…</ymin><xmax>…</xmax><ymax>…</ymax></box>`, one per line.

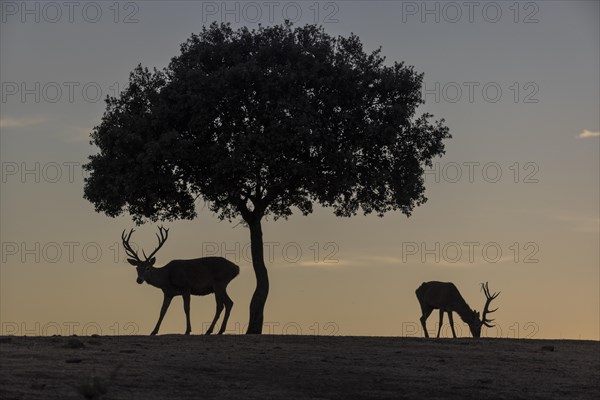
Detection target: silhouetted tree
<box><xmin>84</xmin><ymin>22</ymin><xmax>450</xmax><ymax>334</ymax></box>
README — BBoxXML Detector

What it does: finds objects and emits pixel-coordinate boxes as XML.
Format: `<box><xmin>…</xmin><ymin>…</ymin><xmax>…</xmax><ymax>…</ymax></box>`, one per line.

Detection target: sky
<box><xmin>1</xmin><ymin>1</ymin><xmax>598</xmax><ymax>340</ymax></box>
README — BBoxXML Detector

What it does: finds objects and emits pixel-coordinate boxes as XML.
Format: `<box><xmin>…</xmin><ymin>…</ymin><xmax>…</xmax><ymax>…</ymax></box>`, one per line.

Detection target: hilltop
<box><xmin>1</xmin><ymin>335</ymin><xmax>598</xmax><ymax>399</ymax></box>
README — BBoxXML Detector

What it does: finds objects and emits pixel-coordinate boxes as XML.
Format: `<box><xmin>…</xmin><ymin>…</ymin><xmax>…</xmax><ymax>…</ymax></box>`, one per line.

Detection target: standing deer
<box><xmin>416</xmin><ymin>281</ymin><xmax>499</xmax><ymax>338</ymax></box>
<box><xmin>121</xmin><ymin>226</ymin><xmax>240</xmax><ymax>335</ymax></box>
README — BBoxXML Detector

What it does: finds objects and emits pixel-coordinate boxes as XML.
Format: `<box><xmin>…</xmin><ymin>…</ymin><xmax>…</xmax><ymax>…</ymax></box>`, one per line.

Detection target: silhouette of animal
<box><xmin>416</xmin><ymin>281</ymin><xmax>499</xmax><ymax>338</ymax></box>
<box><xmin>122</xmin><ymin>226</ymin><xmax>239</xmax><ymax>335</ymax></box>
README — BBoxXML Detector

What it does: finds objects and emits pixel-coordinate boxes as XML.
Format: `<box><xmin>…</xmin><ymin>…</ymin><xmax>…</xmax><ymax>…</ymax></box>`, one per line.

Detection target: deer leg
<box><xmin>217</xmin><ymin>289</ymin><xmax>234</xmax><ymax>335</ymax></box>
<box><xmin>437</xmin><ymin>309</ymin><xmax>445</xmax><ymax>338</ymax></box>
<box><xmin>419</xmin><ymin>307</ymin><xmax>433</xmax><ymax>338</ymax></box>
<box><xmin>205</xmin><ymin>291</ymin><xmax>224</xmax><ymax>335</ymax></box>
<box><xmin>182</xmin><ymin>291</ymin><xmax>192</xmax><ymax>335</ymax></box>
<box><xmin>448</xmin><ymin>312</ymin><xmax>457</xmax><ymax>338</ymax></box>
<box><xmin>151</xmin><ymin>294</ymin><xmax>173</xmax><ymax>335</ymax></box>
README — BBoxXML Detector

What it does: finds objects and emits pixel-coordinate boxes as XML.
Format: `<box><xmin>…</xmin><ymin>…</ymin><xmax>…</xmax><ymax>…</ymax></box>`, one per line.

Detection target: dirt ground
<box><xmin>0</xmin><ymin>335</ymin><xmax>598</xmax><ymax>400</ymax></box>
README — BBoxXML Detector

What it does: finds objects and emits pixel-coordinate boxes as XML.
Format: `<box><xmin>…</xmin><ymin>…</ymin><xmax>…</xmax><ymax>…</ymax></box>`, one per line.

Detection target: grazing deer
<box><xmin>415</xmin><ymin>281</ymin><xmax>499</xmax><ymax>338</ymax></box>
<box><xmin>121</xmin><ymin>226</ymin><xmax>240</xmax><ymax>335</ymax></box>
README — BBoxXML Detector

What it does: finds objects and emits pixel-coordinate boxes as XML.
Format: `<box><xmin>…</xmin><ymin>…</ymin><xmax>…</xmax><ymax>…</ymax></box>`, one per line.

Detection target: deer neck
<box><xmin>453</xmin><ymin>297</ymin><xmax>477</xmax><ymax>324</ymax></box>
<box><xmin>145</xmin><ymin>266</ymin><xmax>168</xmax><ymax>289</ymax></box>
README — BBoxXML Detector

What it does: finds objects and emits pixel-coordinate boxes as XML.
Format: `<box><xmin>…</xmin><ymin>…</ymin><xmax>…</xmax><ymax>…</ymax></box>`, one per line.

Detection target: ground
<box><xmin>0</xmin><ymin>335</ymin><xmax>598</xmax><ymax>399</ymax></box>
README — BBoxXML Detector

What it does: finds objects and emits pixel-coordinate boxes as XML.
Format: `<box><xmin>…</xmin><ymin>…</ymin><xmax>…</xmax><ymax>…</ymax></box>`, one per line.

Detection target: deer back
<box><xmin>165</xmin><ymin>257</ymin><xmax>240</xmax><ymax>291</ymax></box>
<box><xmin>417</xmin><ymin>281</ymin><xmax>469</xmax><ymax>311</ymax></box>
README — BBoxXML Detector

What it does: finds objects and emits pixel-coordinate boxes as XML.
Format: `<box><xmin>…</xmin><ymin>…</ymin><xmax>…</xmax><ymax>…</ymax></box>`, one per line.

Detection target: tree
<box><xmin>84</xmin><ymin>22</ymin><xmax>451</xmax><ymax>334</ymax></box>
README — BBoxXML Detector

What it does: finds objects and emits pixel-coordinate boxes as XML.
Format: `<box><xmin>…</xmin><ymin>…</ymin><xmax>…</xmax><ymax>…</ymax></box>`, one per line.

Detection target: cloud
<box><xmin>60</xmin><ymin>126</ymin><xmax>93</xmax><ymax>143</ymax></box>
<box><xmin>0</xmin><ymin>117</ymin><xmax>46</xmax><ymax>129</ymax></box>
<box><xmin>295</xmin><ymin>260</ymin><xmax>352</xmax><ymax>268</ymax></box>
<box><xmin>554</xmin><ymin>215</ymin><xmax>599</xmax><ymax>233</ymax></box>
<box><xmin>577</xmin><ymin>129</ymin><xmax>600</xmax><ymax>138</ymax></box>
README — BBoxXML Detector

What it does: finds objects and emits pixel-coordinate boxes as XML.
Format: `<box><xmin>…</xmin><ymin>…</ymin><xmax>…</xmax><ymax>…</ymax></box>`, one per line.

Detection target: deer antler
<box><xmin>121</xmin><ymin>229</ymin><xmax>141</xmax><ymax>262</ymax></box>
<box><xmin>143</xmin><ymin>226</ymin><xmax>169</xmax><ymax>261</ymax></box>
<box><xmin>481</xmin><ymin>282</ymin><xmax>500</xmax><ymax>328</ymax></box>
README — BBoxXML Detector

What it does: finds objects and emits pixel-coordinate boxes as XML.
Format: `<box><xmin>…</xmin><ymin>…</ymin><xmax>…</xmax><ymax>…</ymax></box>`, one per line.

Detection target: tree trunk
<box><xmin>246</xmin><ymin>217</ymin><xmax>269</xmax><ymax>334</ymax></box>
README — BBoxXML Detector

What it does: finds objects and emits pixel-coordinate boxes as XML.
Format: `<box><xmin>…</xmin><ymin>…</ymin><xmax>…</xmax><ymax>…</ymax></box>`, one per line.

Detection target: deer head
<box><xmin>467</xmin><ymin>282</ymin><xmax>500</xmax><ymax>338</ymax></box>
<box><xmin>121</xmin><ymin>226</ymin><xmax>169</xmax><ymax>284</ymax></box>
